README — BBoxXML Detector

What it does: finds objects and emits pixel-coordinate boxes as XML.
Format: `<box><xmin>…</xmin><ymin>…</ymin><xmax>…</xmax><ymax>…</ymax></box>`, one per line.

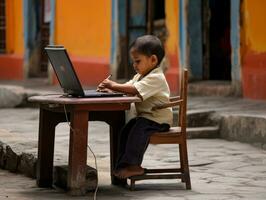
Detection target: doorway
<box><xmin>202</xmin><ymin>0</ymin><xmax>231</xmax><ymax>80</ymax></box>
<box><xmin>120</xmin><ymin>0</ymin><xmax>166</xmax><ymax>79</ymax></box>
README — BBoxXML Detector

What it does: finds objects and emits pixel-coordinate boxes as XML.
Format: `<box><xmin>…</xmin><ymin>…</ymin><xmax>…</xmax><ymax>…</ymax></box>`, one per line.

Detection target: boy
<box><xmin>98</xmin><ymin>35</ymin><xmax>172</xmax><ymax>179</ymax></box>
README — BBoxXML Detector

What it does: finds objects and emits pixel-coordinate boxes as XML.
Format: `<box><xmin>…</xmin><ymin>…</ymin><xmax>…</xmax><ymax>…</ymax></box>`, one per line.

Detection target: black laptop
<box><xmin>45</xmin><ymin>45</ymin><xmax>124</xmax><ymax>97</ymax></box>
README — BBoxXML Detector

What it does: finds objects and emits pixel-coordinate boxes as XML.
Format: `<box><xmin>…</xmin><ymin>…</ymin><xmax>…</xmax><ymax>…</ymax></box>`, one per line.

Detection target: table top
<box><xmin>28</xmin><ymin>94</ymin><xmax>141</xmax><ymax>105</ymax></box>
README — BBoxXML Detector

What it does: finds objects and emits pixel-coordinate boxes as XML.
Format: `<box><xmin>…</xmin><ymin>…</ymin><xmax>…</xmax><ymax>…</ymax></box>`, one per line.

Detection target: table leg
<box><xmin>68</xmin><ymin>110</ymin><xmax>88</xmax><ymax>194</ymax></box>
<box><xmin>37</xmin><ymin>108</ymin><xmax>63</xmax><ymax>187</ymax></box>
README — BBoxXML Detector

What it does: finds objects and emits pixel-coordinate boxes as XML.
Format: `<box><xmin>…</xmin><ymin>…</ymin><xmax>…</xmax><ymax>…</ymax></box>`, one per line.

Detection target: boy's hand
<box><xmin>98</xmin><ymin>78</ymin><xmax>137</xmax><ymax>95</ymax></box>
<box><xmin>96</xmin><ymin>88</ymin><xmax>113</xmax><ymax>93</ymax></box>
<box><xmin>97</xmin><ymin>78</ymin><xmax>115</xmax><ymax>91</ymax></box>
<box><xmin>100</xmin><ymin>79</ymin><xmax>114</xmax><ymax>89</ymax></box>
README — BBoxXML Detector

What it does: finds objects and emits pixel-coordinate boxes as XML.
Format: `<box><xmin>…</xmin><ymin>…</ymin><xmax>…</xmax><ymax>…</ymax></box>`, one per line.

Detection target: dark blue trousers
<box><xmin>115</xmin><ymin>117</ymin><xmax>169</xmax><ymax>169</ymax></box>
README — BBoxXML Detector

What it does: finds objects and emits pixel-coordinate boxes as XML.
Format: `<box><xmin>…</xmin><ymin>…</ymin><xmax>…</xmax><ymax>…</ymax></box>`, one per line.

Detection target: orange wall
<box><xmin>165</xmin><ymin>0</ymin><xmax>179</xmax><ymax>56</ymax></box>
<box><xmin>6</xmin><ymin>0</ymin><xmax>24</xmax><ymax>54</ymax></box>
<box><xmin>242</xmin><ymin>0</ymin><xmax>266</xmax><ymax>99</ymax></box>
<box><xmin>54</xmin><ymin>0</ymin><xmax>111</xmax><ymax>58</ymax></box>
<box><xmin>0</xmin><ymin>0</ymin><xmax>24</xmax><ymax>80</ymax></box>
<box><xmin>165</xmin><ymin>0</ymin><xmax>180</xmax><ymax>93</ymax></box>
<box><xmin>53</xmin><ymin>1</ymin><xmax>111</xmax><ymax>86</ymax></box>
<box><xmin>243</xmin><ymin>0</ymin><xmax>266</xmax><ymax>52</ymax></box>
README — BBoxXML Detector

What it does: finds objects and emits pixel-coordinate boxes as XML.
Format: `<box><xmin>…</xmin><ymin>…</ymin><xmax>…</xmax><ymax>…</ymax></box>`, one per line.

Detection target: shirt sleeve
<box><xmin>125</xmin><ymin>74</ymin><xmax>139</xmax><ymax>85</ymax></box>
<box><xmin>133</xmin><ymin>73</ymin><xmax>164</xmax><ymax>100</ymax></box>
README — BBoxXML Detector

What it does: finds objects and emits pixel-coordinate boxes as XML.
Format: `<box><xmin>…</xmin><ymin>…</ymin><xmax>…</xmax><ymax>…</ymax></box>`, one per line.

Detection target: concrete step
<box><xmin>173</xmin><ymin>110</ymin><xmax>219</xmax><ymax>127</ymax></box>
<box><xmin>188</xmin><ymin>81</ymin><xmax>234</xmax><ymax>97</ymax></box>
<box><xmin>0</xmin><ymin>84</ymin><xmax>60</xmax><ymax>108</ymax></box>
<box><xmin>187</xmin><ymin>110</ymin><xmax>219</xmax><ymax>127</ymax></box>
<box><xmin>220</xmin><ymin>114</ymin><xmax>266</xmax><ymax>149</ymax></box>
<box><xmin>187</xmin><ymin>126</ymin><xmax>220</xmax><ymax>139</ymax></box>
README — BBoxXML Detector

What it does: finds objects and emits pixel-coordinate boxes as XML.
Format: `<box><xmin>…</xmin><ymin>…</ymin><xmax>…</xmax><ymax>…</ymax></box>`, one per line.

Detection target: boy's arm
<box><xmin>111</xmin><ymin>82</ymin><xmax>139</xmax><ymax>95</ymax></box>
<box><xmin>98</xmin><ymin>79</ymin><xmax>140</xmax><ymax>96</ymax></box>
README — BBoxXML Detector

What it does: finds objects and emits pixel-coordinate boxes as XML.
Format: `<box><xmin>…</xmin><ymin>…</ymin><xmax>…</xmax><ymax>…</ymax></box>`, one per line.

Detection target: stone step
<box><xmin>187</xmin><ymin>110</ymin><xmax>219</xmax><ymax>127</ymax></box>
<box><xmin>187</xmin><ymin>126</ymin><xmax>220</xmax><ymax>139</ymax></box>
<box><xmin>188</xmin><ymin>81</ymin><xmax>234</xmax><ymax>97</ymax></box>
<box><xmin>173</xmin><ymin>110</ymin><xmax>219</xmax><ymax>127</ymax></box>
<box><xmin>219</xmin><ymin>114</ymin><xmax>266</xmax><ymax>149</ymax></box>
<box><xmin>0</xmin><ymin>86</ymin><xmax>27</xmax><ymax>108</ymax></box>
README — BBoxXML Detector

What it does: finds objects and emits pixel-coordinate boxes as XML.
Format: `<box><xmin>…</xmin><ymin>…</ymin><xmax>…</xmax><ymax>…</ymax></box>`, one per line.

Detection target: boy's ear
<box><xmin>151</xmin><ymin>55</ymin><xmax>158</xmax><ymax>67</ymax></box>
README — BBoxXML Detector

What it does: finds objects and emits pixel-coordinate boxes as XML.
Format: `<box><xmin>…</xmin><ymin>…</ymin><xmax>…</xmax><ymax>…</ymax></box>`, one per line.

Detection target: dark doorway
<box><xmin>147</xmin><ymin>0</ymin><xmax>166</xmax><ymax>43</ymax></box>
<box><xmin>202</xmin><ymin>0</ymin><xmax>231</xmax><ymax>80</ymax></box>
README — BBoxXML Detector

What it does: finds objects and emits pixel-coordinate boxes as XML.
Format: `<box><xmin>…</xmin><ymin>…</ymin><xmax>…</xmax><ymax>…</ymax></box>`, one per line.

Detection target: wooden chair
<box><xmin>128</xmin><ymin>68</ymin><xmax>191</xmax><ymax>190</ymax></box>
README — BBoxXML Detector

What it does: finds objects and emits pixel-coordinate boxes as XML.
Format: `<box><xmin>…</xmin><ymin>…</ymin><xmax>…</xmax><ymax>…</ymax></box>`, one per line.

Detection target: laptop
<box><xmin>44</xmin><ymin>45</ymin><xmax>124</xmax><ymax>97</ymax></box>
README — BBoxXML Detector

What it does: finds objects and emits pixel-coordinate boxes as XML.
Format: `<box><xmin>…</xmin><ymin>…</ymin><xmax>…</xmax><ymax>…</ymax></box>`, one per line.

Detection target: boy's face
<box><xmin>130</xmin><ymin>50</ymin><xmax>158</xmax><ymax>76</ymax></box>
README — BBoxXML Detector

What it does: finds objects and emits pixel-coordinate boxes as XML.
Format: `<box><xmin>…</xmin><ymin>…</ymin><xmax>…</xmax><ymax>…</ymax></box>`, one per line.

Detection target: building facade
<box><xmin>0</xmin><ymin>0</ymin><xmax>266</xmax><ymax>100</ymax></box>
<box><xmin>182</xmin><ymin>0</ymin><xmax>266</xmax><ymax>100</ymax></box>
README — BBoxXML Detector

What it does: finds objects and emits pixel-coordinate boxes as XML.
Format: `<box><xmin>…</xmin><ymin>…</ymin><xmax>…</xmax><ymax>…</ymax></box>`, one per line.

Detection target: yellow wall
<box><xmin>6</xmin><ymin>0</ymin><xmax>24</xmax><ymax>54</ymax></box>
<box><xmin>55</xmin><ymin>0</ymin><xmax>111</xmax><ymax>58</ymax></box>
<box><xmin>165</xmin><ymin>0</ymin><xmax>179</xmax><ymax>55</ymax></box>
<box><xmin>243</xmin><ymin>0</ymin><xmax>266</xmax><ymax>52</ymax></box>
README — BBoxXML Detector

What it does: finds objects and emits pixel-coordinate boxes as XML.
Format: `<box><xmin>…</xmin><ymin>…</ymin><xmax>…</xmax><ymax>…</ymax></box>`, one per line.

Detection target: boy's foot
<box><xmin>113</xmin><ymin>165</ymin><xmax>144</xmax><ymax>179</ymax></box>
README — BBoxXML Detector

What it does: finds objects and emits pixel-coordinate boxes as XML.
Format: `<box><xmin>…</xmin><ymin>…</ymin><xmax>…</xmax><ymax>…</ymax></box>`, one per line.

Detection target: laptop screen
<box><xmin>45</xmin><ymin>46</ymin><xmax>85</xmax><ymax>96</ymax></box>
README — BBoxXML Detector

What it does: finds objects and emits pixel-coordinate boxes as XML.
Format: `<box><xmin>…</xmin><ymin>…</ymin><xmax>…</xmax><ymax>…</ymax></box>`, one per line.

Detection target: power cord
<box><xmin>63</xmin><ymin>104</ymin><xmax>99</xmax><ymax>200</ymax></box>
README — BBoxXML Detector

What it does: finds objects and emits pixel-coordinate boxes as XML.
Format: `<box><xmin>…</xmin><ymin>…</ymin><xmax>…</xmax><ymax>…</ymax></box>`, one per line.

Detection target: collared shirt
<box><xmin>127</xmin><ymin>67</ymin><xmax>173</xmax><ymax>125</ymax></box>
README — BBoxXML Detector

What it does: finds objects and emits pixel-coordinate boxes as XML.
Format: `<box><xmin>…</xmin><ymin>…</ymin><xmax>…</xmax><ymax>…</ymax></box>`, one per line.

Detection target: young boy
<box><xmin>98</xmin><ymin>35</ymin><xmax>172</xmax><ymax>179</ymax></box>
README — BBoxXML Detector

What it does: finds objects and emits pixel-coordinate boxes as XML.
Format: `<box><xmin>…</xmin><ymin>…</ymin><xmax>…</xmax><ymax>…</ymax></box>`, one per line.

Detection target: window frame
<box><xmin>0</xmin><ymin>0</ymin><xmax>6</xmax><ymax>54</ymax></box>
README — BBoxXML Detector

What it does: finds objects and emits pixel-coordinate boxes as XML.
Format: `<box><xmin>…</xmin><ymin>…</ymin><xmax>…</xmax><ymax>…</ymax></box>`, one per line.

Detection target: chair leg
<box><xmin>185</xmin><ymin>173</ymin><xmax>191</xmax><ymax>189</ymax></box>
<box><xmin>179</xmin><ymin>144</ymin><xmax>185</xmax><ymax>183</ymax></box>
<box><xmin>130</xmin><ymin>179</ymin><xmax>135</xmax><ymax>191</ymax></box>
<box><xmin>179</xmin><ymin>143</ymin><xmax>191</xmax><ymax>190</ymax></box>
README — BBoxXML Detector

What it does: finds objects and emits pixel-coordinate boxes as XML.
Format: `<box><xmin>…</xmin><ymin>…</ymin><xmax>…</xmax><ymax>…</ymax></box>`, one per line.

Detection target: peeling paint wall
<box><xmin>164</xmin><ymin>0</ymin><xmax>180</xmax><ymax>93</ymax></box>
<box><xmin>6</xmin><ymin>0</ymin><xmax>24</xmax><ymax>54</ymax></box>
<box><xmin>187</xmin><ymin>0</ymin><xmax>202</xmax><ymax>80</ymax></box>
<box><xmin>241</xmin><ymin>0</ymin><xmax>266</xmax><ymax>99</ymax></box>
<box><xmin>231</xmin><ymin>0</ymin><xmax>242</xmax><ymax>95</ymax></box>
<box><xmin>0</xmin><ymin>0</ymin><xmax>24</xmax><ymax>80</ymax></box>
<box><xmin>110</xmin><ymin>0</ymin><xmax>127</xmax><ymax>79</ymax></box>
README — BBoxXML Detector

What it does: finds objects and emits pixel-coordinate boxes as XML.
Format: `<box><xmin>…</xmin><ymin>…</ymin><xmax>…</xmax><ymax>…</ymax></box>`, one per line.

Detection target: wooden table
<box><xmin>29</xmin><ymin>94</ymin><xmax>140</xmax><ymax>194</ymax></box>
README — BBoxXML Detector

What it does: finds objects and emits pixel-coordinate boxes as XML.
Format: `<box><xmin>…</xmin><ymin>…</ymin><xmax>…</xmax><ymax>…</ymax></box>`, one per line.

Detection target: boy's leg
<box><xmin>115</xmin><ymin>118</ymin><xmax>137</xmax><ymax>169</ymax></box>
<box><xmin>118</xmin><ymin>117</ymin><xmax>162</xmax><ymax>168</ymax></box>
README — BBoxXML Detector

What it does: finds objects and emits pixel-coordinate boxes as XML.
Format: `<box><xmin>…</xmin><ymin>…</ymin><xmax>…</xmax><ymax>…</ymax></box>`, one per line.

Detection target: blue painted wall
<box><xmin>49</xmin><ymin>0</ymin><xmax>55</xmax><ymax>45</ymax></box>
<box><xmin>111</xmin><ymin>0</ymin><xmax>127</xmax><ymax>78</ymax></box>
<box><xmin>231</xmin><ymin>0</ymin><xmax>241</xmax><ymax>83</ymax></box>
<box><xmin>188</xmin><ymin>0</ymin><xmax>203</xmax><ymax>79</ymax></box>
<box><xmin>111</xmin><ymin>0</ymin><xmax>118</xmax><ymax>68</ymax></box>
<box><xmin>179</xmin><ymin>0</ymin><xmax>187</xmax><ymax>69</ymax></box>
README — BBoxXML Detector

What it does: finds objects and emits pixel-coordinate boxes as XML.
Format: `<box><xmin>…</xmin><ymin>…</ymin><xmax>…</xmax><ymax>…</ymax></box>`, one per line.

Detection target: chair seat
<box><xmin>150</xmin><ymin>126</ymin><xmax>183</xmax><ymax>144</ymax></box>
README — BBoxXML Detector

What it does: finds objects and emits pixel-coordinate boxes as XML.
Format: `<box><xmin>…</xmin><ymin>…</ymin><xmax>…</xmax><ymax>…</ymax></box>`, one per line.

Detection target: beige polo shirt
<box><xmin>127</xmin><ymin>67</ymin><xmax>173</xmax><ymax>125</ymax></box>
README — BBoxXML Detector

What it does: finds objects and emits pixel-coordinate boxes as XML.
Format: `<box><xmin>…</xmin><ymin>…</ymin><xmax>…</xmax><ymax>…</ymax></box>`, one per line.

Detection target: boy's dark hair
<box><xmin>130</xmin><ymin>35</ymin><xmax>165</xmax><ymax>65</ymax></box>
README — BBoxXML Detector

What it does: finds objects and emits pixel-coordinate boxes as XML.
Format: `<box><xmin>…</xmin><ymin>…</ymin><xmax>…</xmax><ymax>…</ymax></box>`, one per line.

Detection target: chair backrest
<box><xmin>178</xmin><ymin>68</ymin><xmax>188</xmax><ymax>133</ymax></box>
<box><xmin>129</xmin><ymin>69</ymin><xmax>191</xmax><ymax>191</ymax></box>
